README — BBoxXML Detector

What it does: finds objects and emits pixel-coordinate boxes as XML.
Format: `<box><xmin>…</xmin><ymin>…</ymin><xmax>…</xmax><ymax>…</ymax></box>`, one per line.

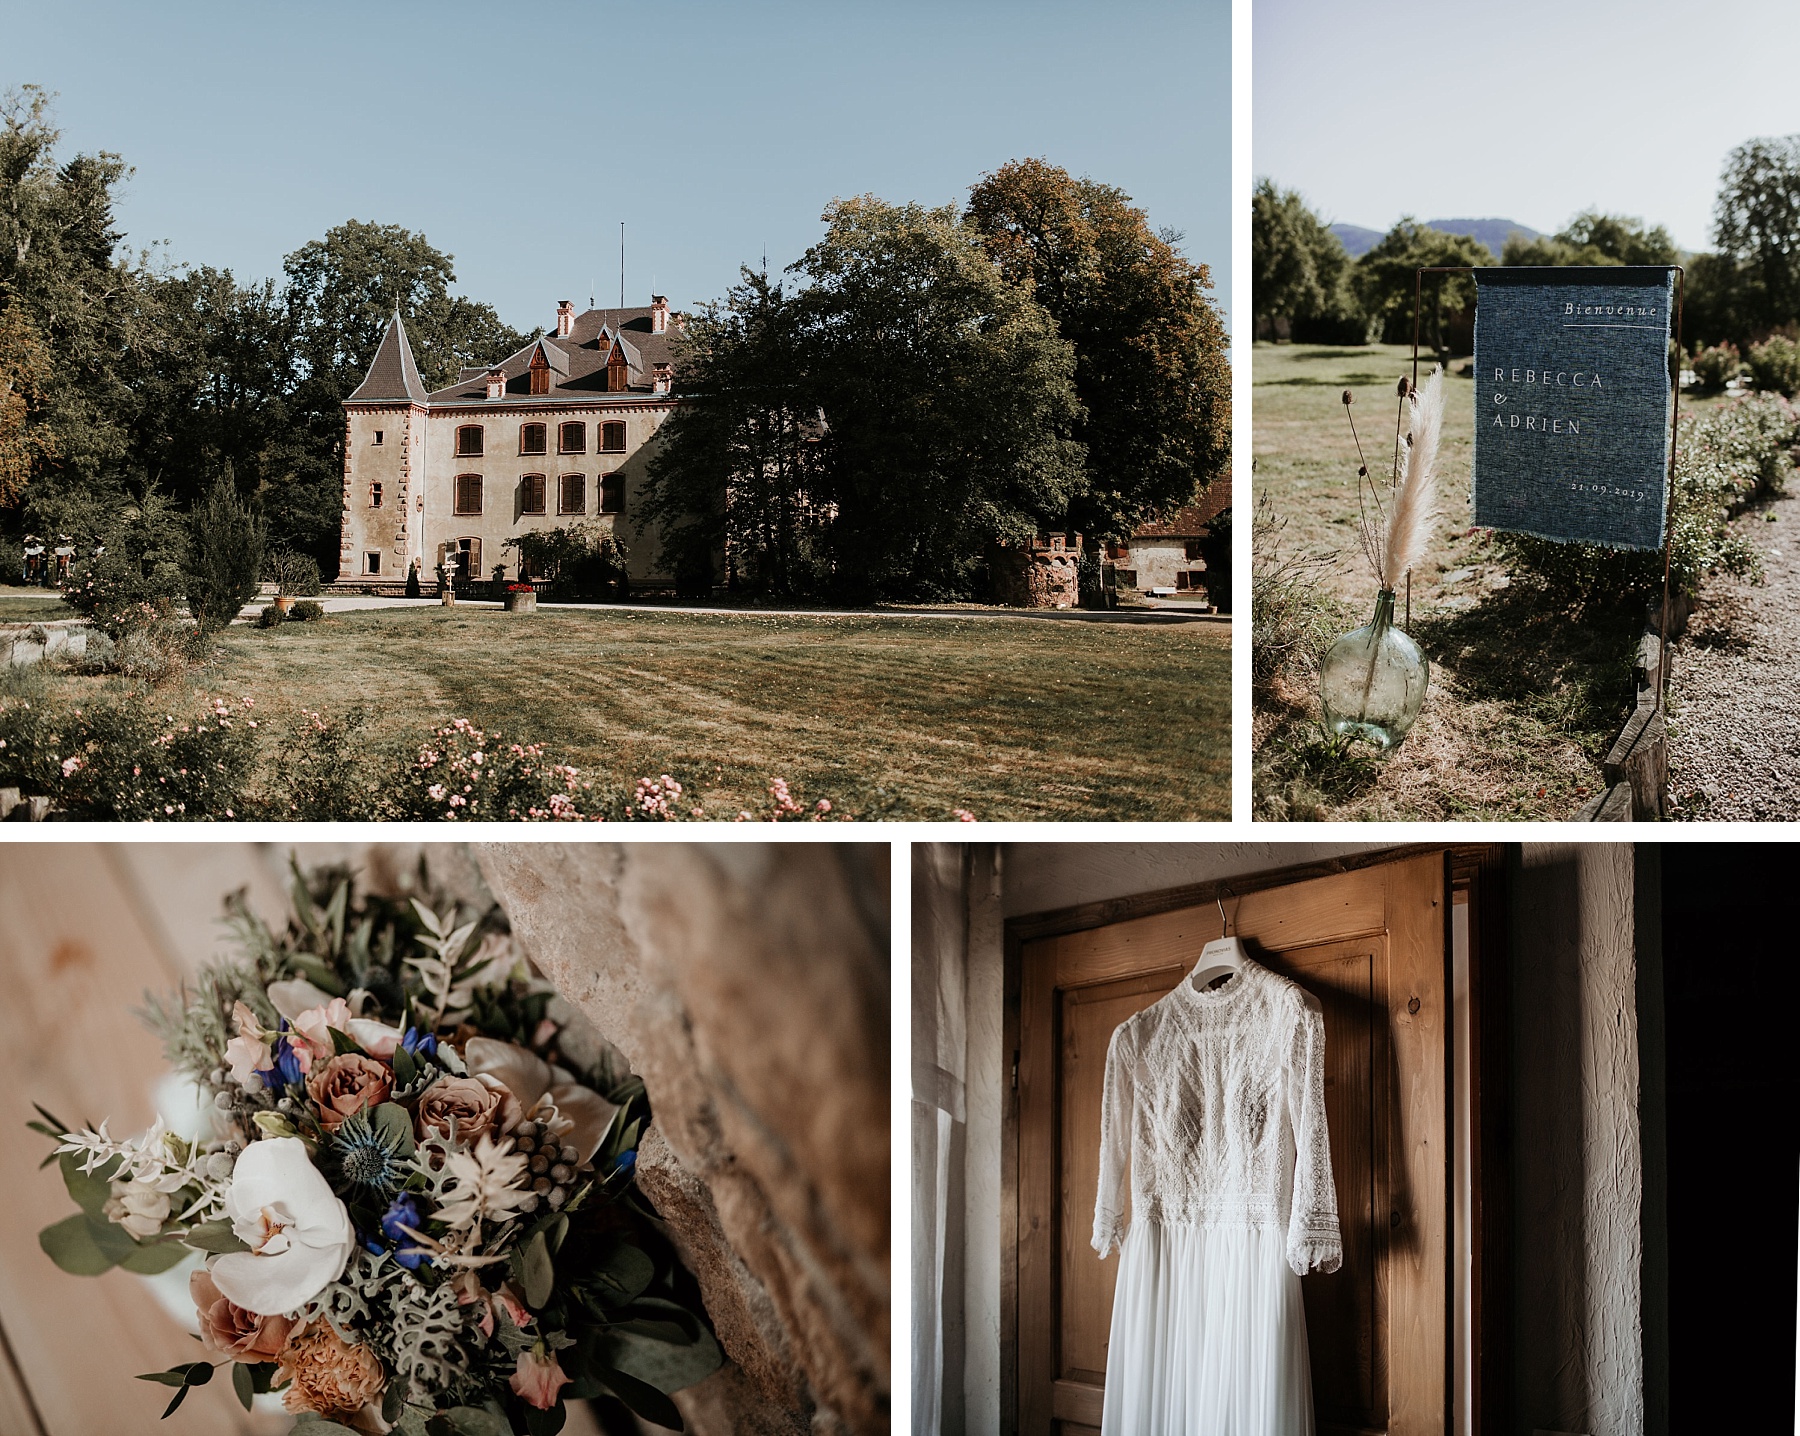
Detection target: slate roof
<box><xmin>1132</xmin><ymin>470</ymin><xmax>1232</xmax><ymax>538</ymax></box>
<box><xmin>347</xmin><ymin>312</ymin><xmax>429</xmax><ymax>403</ymax></box>
<box><xmin>424</xmin><ymin>306</ymin><xmax>678</xmax><ymax>403</ymax></box>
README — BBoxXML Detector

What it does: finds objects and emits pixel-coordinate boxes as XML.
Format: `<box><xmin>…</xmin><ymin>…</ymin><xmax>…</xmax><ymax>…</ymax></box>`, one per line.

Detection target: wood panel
<box><xmin>1010</xmin><ymin>850</ymin><xmax>1452</xmax><ymax>1436</ymax></box>
<box><xmin>1036</xmin><ymin>866</ymin><xmax>1388</xmax><ymax>991</ymax></box>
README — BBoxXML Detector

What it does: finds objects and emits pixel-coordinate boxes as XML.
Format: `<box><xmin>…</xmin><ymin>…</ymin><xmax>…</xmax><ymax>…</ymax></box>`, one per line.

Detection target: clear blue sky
<box><xmin>1256</xmin><ymin>0</ymin><xmax>1800</xmax><ymax>253</ymax></box>
<box><xmin>5</xmin><ymin>0</ymin><xmax>1231</xmax><ymax>335</ymax></box>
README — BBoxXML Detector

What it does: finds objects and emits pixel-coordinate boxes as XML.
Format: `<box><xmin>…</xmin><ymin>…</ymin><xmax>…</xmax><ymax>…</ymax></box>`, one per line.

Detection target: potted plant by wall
<box><xmin>504</xmin><ymin>581</ymin><xmax>538</xmax><ymax>614</ymax></box>
<box><xmin>264</xmin><ymin>547</ymin><xmax>321</xmax><ymax>615</ymax></box>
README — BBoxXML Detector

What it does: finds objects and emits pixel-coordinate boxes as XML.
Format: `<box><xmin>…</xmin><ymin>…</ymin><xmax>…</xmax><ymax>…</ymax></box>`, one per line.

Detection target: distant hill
<box><xmin>1330</xmin><ymin>217</ymin><xmax>1544</xmax><ymax>259</ymax></box>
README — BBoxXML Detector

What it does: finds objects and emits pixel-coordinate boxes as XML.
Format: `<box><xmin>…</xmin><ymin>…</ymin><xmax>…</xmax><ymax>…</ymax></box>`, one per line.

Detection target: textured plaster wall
<box><xmin>1512</xmin><ymin>843</ymin><xmax>1644</xmax><ymax>1436</ymax></box>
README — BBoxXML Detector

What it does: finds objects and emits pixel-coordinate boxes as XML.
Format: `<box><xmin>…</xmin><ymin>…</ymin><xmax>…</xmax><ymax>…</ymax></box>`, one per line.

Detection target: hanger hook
<box><xmin>1217</xmin><ymin>888</ymin><xmax>1230</xmax><ymax>938</ymax></box>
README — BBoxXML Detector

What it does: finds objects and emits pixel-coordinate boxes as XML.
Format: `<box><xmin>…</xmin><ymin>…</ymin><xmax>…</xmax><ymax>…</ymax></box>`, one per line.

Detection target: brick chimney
<box><xmin>485</xmin><ymin>366</ymin><xmax>506</xmax><ymax>400</ymax></box>
<box><xmin>653</xmin><ymin>361</ymin><xmax>673</xmax><ymax>394</ymax></box>
<box><xmin>651</xmin><ymin>295</ymin><xmax>669</xmax><ymax>334</ymax></box>
<box><xmin>556</xmin><ymin>300</ymin><xmax>575</xmax><ymax>338</ymax></box>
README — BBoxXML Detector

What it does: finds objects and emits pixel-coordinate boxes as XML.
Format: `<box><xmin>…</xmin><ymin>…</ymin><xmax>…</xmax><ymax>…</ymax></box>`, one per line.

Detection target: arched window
<box><xmin>559</xmin><ymin>421</ymin><xmax>586</xmax><ymax>454</ymax></box>
<box><xmin>455</xmin><ymin>473</ymin><xmax>483</xmax><ymax>515</ymax></box>
<box><xmin>455</xmin><ymin>425</ymin><xmax>484</xmax><ymax>457</ymax></box>
<box><xmin>519</xmin><ymin>423</ymin><xmax>547</xmax><ymax>456</ymax></box>
<box><xmin>600</xmin><ymin>474</ymin><xmax>625</xmax><ymax>513</ymax></box>
<box><xmin>559</xmin><ymin>473</ymin><xmax>587</xmax><ymax>515</ymax></box>
<box><xmin>601</xmin><ymin>421</ymin><xmax>627</xmax><ymax>453</ymax></box>
<box><xmin>520</xmin><ymin>475</ymin><xmax>546</xmax><ymax>515</ymax></box>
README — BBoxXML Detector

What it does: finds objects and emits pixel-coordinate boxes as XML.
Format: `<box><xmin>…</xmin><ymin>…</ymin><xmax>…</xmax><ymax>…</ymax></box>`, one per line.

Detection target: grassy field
<box><xmin>0</xmin><ymin>586</ymin><xmax>73</xmax><ymax>622</ymax></box>
<box><xmin>1253</xmin><ymin>341</ymin><xmax>1647</xmax><ymax>821</ymax></box>
<box><xmin>13</xmin><ymin>604</ymin><xmax>1231</xmax><ymax>821</ymax></box>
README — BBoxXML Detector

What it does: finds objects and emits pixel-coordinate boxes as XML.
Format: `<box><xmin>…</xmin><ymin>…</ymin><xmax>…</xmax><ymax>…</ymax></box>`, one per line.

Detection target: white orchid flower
<box><xmin>267</xmin><ymin>978</ymin><xmax>338</xmax><ymax>1022</ymax></box>
<box><xmin>209</xmin><ymin>1138</ymin><xmax>353</xmax><ymax>1316</ymax></box>
<box><xmin>463</xmin><ymin>1037</ymin><xmax>618</xmax><ymax>1164</ymax></box>
<box><xmin>347</xmin><ymin>1018</ymin><xmax>406</xmax><ymax>1058</ymax></box>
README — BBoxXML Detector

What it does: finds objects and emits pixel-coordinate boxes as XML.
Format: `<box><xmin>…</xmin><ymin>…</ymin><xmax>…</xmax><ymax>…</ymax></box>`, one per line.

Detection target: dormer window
<box><xmin>607</xmin><ymin>348</ymin><xmax>629</xmax><ymax>392</ymax></box>
<box><xmin>529</xmin><ymin>348</ymin><xmax>552</xmax><ymax>396</ymax></box>
<box><xmin>559</xmin><ymin>422</ymin><xmax>586</xmax><ymax>454</ymax></box>
<box><xmin>520</xmin><ymin>423</ymin><xmax>547</xmax><ymax>455</ymax></box>
<box><xmin>455</xmin><ymin>425</ymin><xmax>484</xmax><ymax>457</ymax></box>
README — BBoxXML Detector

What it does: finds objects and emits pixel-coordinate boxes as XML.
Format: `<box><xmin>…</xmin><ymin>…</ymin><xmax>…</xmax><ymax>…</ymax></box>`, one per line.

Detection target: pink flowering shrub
<box><xmin>731</xmin><ymin>777</ymin><xmax>843</xmax><ymax>822</ymax></box>
<box><xmin>379</xmin><ymin>718</ymin><xmax>605</xmax><ymax>821</ymax></box>
<box><xmin>0</xmin><ymin>692</ymin><xmax>258</xmax><ymax>820</ymax></box>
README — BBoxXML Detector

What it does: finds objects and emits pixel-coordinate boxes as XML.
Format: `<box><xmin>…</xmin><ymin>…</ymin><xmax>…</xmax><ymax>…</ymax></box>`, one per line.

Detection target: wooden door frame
<box><xmin>1000</xmin><ymin>843</ymin><xmax>1511</xmax><ymax>1436</ymax></box>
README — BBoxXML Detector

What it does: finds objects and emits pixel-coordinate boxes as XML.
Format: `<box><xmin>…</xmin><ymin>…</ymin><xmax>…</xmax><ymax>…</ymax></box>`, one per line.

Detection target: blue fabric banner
<box><xmin>1471</xmin><ymin>266</ymin><xmax>1676</xmax><ymax>551</ymax></box>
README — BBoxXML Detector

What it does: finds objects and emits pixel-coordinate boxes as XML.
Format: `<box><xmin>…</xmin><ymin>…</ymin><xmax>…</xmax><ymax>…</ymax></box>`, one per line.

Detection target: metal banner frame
<box><xmin>1410</xmin><ymin>264</ymin><xmax>1685</xmax><ymax>712</ymax></box>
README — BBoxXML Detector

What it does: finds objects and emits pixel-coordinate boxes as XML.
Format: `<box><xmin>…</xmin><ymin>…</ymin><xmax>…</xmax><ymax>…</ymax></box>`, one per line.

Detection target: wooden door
<box><xmin>1011</xmin><ymin>853</ymin><xmax>1449</xmax><ymax>1436</ymax></box>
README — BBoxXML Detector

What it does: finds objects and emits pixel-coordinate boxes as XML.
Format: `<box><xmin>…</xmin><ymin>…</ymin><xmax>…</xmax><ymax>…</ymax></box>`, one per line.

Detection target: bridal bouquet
<box><xmin>32</xmin><ymin>863</ymin><xmax>719</xmax><ymax>1434</ymax></box>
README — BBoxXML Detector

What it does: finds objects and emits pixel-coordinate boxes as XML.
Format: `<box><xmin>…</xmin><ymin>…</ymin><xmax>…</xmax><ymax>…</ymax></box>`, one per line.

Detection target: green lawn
<box><xmin>0</xmin><ymin>586</ymin><xmax>73</xmax><ymax>622</ymax></box>
<box><xmin>1253</xmin><ymin>341</ymin><xmax>1641</xmax><ymax>821</ymax></box>
<box><xmin>25</xmin><ymin>605</ymin><xmax>1231</xmax><ymax>821</ymax></box>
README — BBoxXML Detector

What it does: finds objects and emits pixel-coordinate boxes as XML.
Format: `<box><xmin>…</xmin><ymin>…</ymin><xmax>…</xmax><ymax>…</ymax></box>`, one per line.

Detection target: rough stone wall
<box><xmin>1512</xmin><ymin>843</ymin><xmax>1644</xmax><ymax>1436</ymax></box>
<box><xmin>989</xmin><ymin>547</ymin><xmax>1079</xmax><ymax>608</ymax></box>
<box><xmin>474</xmin><ymin>844</ymin><xmax>891</xmax><ymax>1436</ymax></box>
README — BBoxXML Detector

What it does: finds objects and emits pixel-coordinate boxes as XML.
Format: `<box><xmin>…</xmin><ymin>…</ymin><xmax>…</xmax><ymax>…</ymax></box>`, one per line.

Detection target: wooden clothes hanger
<box><xmin>1189</xmin><ymin>891</ymin><xmax>1250</xmax><ymax>991</ymax></box>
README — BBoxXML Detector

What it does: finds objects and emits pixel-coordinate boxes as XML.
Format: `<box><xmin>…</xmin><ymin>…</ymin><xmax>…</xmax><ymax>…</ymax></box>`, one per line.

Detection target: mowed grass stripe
<box><xmin>211</xmin><ymin>606</ymin><xmax>1229</xmax><ymax>820</ymax></box>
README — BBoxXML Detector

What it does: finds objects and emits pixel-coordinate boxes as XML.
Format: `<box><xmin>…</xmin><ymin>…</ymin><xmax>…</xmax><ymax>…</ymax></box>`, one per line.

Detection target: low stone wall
<box><xmin>1</xmin><ymin>622</ymin><xmax>87</xmax><ymax>668</ymax></box>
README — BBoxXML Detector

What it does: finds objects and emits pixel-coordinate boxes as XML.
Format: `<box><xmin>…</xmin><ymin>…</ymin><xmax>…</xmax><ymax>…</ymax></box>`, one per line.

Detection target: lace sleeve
<box><xmin>1285</xmin><ymin>1001</ymin><xmax>1342</xmax><ymax>1275</ymax></box>
<box><xmin>1092</xmin><ymin>1020</ymin><xmax>1135</xmax><ymax>1257</ymax></box>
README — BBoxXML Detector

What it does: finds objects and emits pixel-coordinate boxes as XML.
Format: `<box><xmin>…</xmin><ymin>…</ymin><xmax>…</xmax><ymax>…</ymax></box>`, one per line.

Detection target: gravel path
<box><xmin>1667</xmin><ymin>488</ymin><xmax>1800</xmax><ymax>820</ymax></box>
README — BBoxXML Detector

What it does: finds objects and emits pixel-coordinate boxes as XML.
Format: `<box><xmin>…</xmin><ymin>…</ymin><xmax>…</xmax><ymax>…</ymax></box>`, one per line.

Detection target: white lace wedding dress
<box><xmin>1093</xmin><ymin>956</ymin><xmax>1341</xmax><ymax>1436</ymax></box>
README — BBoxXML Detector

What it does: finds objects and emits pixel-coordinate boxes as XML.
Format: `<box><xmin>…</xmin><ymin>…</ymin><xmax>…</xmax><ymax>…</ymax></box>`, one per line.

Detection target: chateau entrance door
<box><xmin>1008</xmin><ymin>852</ymin><xmax>1464</xmax><ymax>1436</ymax></box>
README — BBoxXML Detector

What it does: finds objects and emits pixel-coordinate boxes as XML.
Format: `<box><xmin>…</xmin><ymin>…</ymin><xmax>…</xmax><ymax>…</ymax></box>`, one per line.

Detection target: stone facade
<box><xmin>337</xmin><ymin>305</ymin><xmax>680</xmax><ymax>592</ymax></box>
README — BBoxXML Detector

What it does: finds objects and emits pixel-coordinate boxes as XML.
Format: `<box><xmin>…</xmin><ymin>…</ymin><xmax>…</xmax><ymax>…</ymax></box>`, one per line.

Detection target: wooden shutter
<box><xmin>560</xmin><ymin>474</ymin><xmax>586</xmax><ymax>515</ymax></box>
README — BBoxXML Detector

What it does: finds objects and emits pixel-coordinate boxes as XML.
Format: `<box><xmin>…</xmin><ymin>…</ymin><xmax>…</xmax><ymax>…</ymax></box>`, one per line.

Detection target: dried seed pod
<box><xmin>559</xmin><ymin>1145</ymin><xmax>579</xmax><ymax>1165</ymax></box>
<box><xmin>532</xmin><ymin>1176</ymin><xmax>553</xmax><ymax>1195</ymax></box>
<box><xmin>1341</xmin><ymin>389</ymin><xmax>1354</xmax><ymax>405</ymax></box>
<box><xmin>1397</xmin><ymin>376</ymin><xmax>1411</xmax><ymax>396</ymax></box>
<box><xmin>529</xmin><ymin>1154</ymin><xmax>549</xmax><ymax>1175</ymax></box>
<box><xmin>518</xmin><ymin>1192</ymin><xmax>539</xmax><ymax>1214</ymax></box>
<box><xmin>550</xmin><ymin>1164</ymin><xmax>572</xmax><ymax>1184</ymax></box>
<box><xmin>1358</xmin><ymin>466</ymin><xmax>1368</xmax><ymax>478</ymax></box>
<box><xmin>547</xmin><ymin>1187</ymin><xmax>567</xmax><ymax>1209</ymax></box>
<box><xmin>515</xmin><ymin>1135</ymin><xmax>536</xmax><ymax>1155</ymax></box>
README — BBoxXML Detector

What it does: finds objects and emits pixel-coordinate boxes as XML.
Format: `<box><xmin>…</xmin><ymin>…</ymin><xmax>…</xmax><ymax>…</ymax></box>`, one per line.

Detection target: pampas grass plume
<box><xmin>1379</xmin><ymin>365</ymin><xmax>1444</xmax><ymax>589</ymax></box>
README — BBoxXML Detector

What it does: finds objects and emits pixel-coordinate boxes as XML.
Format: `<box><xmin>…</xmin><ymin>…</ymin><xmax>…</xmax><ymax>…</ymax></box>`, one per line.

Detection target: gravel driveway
<box><xmin>1667</xmin><ymin>488</ymin><xmax>1800</xmax><ymax>820</ymax></box>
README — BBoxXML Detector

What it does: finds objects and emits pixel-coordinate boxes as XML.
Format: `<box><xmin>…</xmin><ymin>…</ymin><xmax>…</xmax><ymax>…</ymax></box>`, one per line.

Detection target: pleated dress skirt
<box><xmin>1100</xmin><ymin>1220</ymin><xmax>1315</xmax><ymax>1436</ymax></box>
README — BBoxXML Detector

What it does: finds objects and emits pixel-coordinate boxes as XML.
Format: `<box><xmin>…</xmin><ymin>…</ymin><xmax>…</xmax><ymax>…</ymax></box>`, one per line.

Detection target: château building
<box><xmin>336</xmin><ymin>298</ymin><xmax>679</xmax><ymax>591</ymax></box>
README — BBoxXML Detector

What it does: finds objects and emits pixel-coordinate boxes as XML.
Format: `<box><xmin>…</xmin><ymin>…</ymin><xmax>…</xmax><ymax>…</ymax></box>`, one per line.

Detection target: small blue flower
<box><xmin>275</xmin><ymin>1036</ymin><xmax>306</xmax><ymax>1086</ymax></box>
<box><xmin>402</xmin><ymin>1027</ymin><xmax>437</xmax><ymax>1059</ymax></box>
<box><xmin>380</xmin><ymin>1194</ymin><xmax>430</xmax><ymax>1270</ymax></box>
<box><xmin>612</xmin><ymin>1150</ymin><xmax>637</xmax><ymax>1179</ymax></box>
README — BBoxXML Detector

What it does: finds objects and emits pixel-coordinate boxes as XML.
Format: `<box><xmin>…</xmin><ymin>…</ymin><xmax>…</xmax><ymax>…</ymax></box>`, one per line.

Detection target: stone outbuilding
<box><xmin>1107</xmin><ymin>470</ymin><xmax>1231</xmax><ymax>605</ymax></box>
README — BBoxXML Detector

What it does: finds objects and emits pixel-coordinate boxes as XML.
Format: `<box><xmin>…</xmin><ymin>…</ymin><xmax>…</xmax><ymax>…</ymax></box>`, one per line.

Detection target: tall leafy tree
<box><xmin>0</xmin><ymin>306</ymin><xmax>56</xmax><ymax>505</ymax></box>
<box><xmin>967</xmin><ymin>159</ymin><xmax>1229</xmax><ymax>538</ymax></box>
<box><xmin>1503</xmin><ymin>210</ymin><xmax>1678</xmax><ymax>268</ymax></box>
<box><xmin>641</xmin><ymin>268</ymin><xmax>829</xmax><ymax>596</ymax></box>
<box><xmin>1713</xmin><ymin>134</ymin><xmax>1800</xmax><ymax>335</ymax></box>
<box><xmin>1250</xmin><ymin>179</ymin><xmax>1359</xmax><ymax>341</ymax></box>
<box><xmin>1353</xmin><ymin>221</ymin><xmax>1494</xmax><ymax>349</ymax></box>
<box><xmin>279</xmin><ymin>221</ymin><xmax>531</xmax><ymax>574</ymax></box>
<box><xmin>797</xmin><ymin>195</ymin><xmax>1085</xmax><ymax>598</ymax></box>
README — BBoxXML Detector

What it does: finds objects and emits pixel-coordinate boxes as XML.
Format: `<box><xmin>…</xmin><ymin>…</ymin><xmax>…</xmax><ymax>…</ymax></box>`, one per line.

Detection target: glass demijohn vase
<box><xmin>1319</xmin><ymin>587</ymin><xmax>1429</xmax><ymax>748</ymax></box>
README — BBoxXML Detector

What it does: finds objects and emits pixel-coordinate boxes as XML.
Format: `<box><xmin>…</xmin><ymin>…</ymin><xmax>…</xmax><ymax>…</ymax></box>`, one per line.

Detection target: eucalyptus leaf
<box><xmin>610</xmin><ymin>1318</ymin><xmax>696</xmax><ymax>1344</ymax></box>
<box><xmin>289</xmin><ymin>1422</ymin><xmax>361</xmax><ymax>1434</ymax></box>
<box><xmin>289</xmin><ymin>953</ymin><xmax>347</xmax><ymax>996</ymax></box>
<box><xmin>40</xmin><ymin>1213</ymin><xmax>118</xmax><ymax>1275</ymax></box>
<box><xmin>597</xmin><ymin>1366</ymin><xmax>685</xmax><ymax>1430</ymax></box>
<box><xmin>523</xmin><ymin>1402</ymin><xmax>568</xmax><ymax>1436</ymax></box>
<box><xmin>591</xmin><ymin>1240</ymin><xmax>655</xmax><ymax>1304</ymax></box>
<box><xmin>119</xmin><ymin>1238</ymin><xmax>190</xmax><ymax>1275</ymax></box>
<box><xmin>392</xmin><ymin>1046</ymin><xmax>418</xmax><ymax>1088</ymax></box>
<box><xmin>520</xmin><ymin>1230</ymin><xmax>554</xmax><ymax>1309</ymax></box>
<box><xmin>382</xmin><ymin>1376</ymin><xmax>406</xmax><ymax>1423</ymax></box>
<box><xmin>329</xmin><ymin>1026</ymin><xmax>368</xmax><ymax>1058</ymax></box>
<box><xmin>601</xmin><ymin>1316</ymin><xmax>722</xmax><ymax>1395</ymax></box>
<box><xmin>135</xmin><ymin>1370</ymin><xmax>191</xmax><ymax>1388</ymax></box>
<box><xmin>59</xmin><ymin>1150</ymin><xmax>120</xmax><ymax>1215</ymax></box>
<box><xmin>183</xmin><ymin>1220</ymin><xmax>251</xmax><ymax>1254</ymax></box>
<box><xmin>233</xmin><ymin>1361</ymin><xmax>255</xmax><ymax>1412</ymax></box>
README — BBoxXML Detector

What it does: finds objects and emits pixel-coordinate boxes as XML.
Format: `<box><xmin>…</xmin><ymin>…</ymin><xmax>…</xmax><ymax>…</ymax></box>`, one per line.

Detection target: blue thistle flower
<box><xmin>274</xmin><ymin>1035</ymin><xmax>307</xmax><ymax>1087</ymax></box>
<box><xmin>331</xmin><ymin>1108</ymin><xmax>408</xmax><ymax>1196</ymax></box>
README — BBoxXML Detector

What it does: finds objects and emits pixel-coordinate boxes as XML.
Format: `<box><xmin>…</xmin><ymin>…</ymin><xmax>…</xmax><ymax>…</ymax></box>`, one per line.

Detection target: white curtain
<box><xmin>913</xmin><ymin>845</ymin><xmax>972</xmax><ymax>1436</ymax></box>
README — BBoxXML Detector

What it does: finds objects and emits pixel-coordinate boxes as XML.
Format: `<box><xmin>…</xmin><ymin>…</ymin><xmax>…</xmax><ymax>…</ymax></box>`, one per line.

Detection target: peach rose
<box><xmin>510</xmin><ymin>1347</ymin><xmax>572</xmax><ymax>1410</ymax></box>
<box><xmin>414</xmin><ymin>1075</ymin><xmax>506</xmax><ymax>1146</ymax></box>
<box><xmin>306</xmin><ymin>1054</ymin><xmax>392</xmax><ymax>1132</ymax></box>
<box><xmin>276</xmin><ymin>1322</ymin><xmax>385</xmax><ymax>1417</ymax></box>
<box><xmin>191</xmin><ymin>1269</ymin><xmax>294</xmax><ymax>1363</ymax></box>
